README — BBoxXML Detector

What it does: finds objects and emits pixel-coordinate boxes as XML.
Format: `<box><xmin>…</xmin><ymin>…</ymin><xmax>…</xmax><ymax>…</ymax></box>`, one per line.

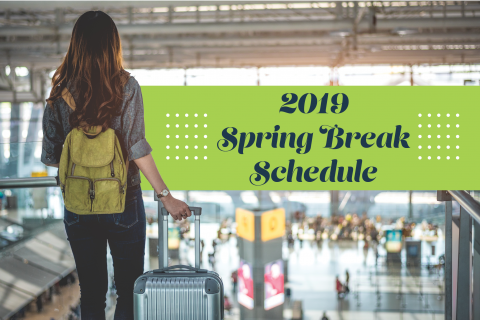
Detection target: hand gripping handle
<box><xmin>158</xmin><ymin>206</ymin><xmax>202</xmax><ymax>269</ymax></box>
<box><xmin>161</xmin><ymin>207</ymin><xmax>202</xmax><ymax>216</ymax></box>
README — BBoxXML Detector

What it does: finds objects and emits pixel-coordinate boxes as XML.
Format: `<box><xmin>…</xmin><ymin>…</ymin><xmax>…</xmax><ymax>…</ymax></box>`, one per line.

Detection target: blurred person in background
<box><xmin>231</xmin><ymin>269</ymin><xmax>238</xmax><ymax>294</ymax></box>
<box><xmin>224</xmin><ymin>295</ymin><xmax>232</xmax><ymax>314</ymax></box>
<box><xmin>336</xmin><ymin>276</ymin><xmax>345</xmax><ymax>298</ymax></box>
<box><xmin>208</xmin><ymin>252</ymin><xmax>216</xmax><ymax>269</ymax></box>
<box><xmin>287</xmin><ymin>230</ymin><xmax>295</xmax><ymax>248</ymax></box>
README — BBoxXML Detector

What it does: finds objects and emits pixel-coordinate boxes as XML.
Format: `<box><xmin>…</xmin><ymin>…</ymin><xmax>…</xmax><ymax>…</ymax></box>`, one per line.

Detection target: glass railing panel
<box><xmin>0</xmin><ymin>183</ymin><xmax>63</xmax><ymax>245</ymax></box>
<box><xmin>0</xmin><ymin>142</ymin><xmax>49</xmax><ymax>179</ymax></box>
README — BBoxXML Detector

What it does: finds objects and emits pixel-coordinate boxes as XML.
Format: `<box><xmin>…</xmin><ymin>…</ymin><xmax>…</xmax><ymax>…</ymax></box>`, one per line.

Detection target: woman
<box><xmin>41</xmin><ymin>11</ymin><xmax>190</xmax><ymax>319</ymax></box>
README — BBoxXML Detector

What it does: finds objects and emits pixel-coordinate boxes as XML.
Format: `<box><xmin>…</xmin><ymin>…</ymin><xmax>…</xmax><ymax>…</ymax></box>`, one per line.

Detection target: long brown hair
<box><xmin>46</xmin><ymin>11</ymin><xmax>128</xmax><ymax>130</ymax></box>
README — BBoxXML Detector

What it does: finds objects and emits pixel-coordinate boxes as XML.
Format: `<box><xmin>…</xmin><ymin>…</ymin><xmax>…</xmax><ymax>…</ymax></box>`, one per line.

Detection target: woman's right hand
<box><xmin>160</xmin><ymin>194</ymin><xmax>192</xmax><ymax>221</ymax></box>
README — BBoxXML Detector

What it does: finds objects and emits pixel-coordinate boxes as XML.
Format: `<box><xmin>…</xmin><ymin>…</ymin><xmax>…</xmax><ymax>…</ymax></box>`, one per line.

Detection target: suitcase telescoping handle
<box><xmin>158</xmin><ymin>205</ymin><xmax>202</xmax><ymax>269</ymax></box>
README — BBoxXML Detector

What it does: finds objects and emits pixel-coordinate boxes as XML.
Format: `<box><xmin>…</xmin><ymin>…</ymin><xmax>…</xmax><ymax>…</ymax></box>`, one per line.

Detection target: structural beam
<box><xmin>1</xmin><ymin>18</ymin><xmax>480</xmax><ymax>37</ymax></box>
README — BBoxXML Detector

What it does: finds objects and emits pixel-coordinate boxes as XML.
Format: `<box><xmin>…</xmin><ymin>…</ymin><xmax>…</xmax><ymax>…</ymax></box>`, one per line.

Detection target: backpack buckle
<box><xmin>89</xmin><ymin>189</ymin><xmax>95</xmax><ymax>199</ymax></box>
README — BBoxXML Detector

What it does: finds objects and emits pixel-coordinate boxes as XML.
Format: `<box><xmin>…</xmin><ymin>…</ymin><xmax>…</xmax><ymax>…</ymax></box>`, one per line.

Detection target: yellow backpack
<box><xmin>58</xmin><ymin>88</ymin><xmax>128</xmax><ymax>214</ymax></box>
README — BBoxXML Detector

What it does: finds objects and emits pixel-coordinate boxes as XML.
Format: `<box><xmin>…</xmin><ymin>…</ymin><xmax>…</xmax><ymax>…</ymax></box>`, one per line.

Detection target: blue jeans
<box><xmin>64</xmin><ymin>186</ymin><xmax>146</xmax><ymax>320</ymax></box>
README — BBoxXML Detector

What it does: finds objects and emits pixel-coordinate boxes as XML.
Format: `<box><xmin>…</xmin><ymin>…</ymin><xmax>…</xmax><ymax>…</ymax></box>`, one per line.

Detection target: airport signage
<box><xmin>142</xmin><ymin>86</ymin><xmax>477</xmax><ymax>190</ymax></box>
<box><xmin>235</xmin><ymin>208</ymin><xmax>286</xmax><ymax>242</ymax></box>
<box><xmin>261</xmin><ymin>209</ymin><xmax>286</xmax><ymax>242</ymax></box>
<box><xmin>236</xmin><ymin>208</ymin><xmax>255</xmax><ymax>242</ymax></box>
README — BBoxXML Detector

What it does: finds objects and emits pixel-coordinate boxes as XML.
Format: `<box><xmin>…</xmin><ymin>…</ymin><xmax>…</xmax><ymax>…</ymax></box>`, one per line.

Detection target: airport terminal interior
<box><xmin>0</xmin><ymin>1</ymin><xmax>480</xmax><ymax>319</ymax></box>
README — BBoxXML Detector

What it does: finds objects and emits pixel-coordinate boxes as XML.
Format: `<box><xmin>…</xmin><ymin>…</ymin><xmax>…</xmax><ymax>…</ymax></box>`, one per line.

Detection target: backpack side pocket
<box><xmin>92</xmin><ymin>178</ymin><xmax>123</xmax><ymax>213</ymax></box>
<box><xmin>65</xmin><ymin>176</ymin><xmax>92</xmax><ymax>213</ymax></box>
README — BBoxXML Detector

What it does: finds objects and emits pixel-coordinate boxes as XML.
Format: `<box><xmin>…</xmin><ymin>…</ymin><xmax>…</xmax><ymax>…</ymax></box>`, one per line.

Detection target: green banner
<box><xmin>141</xmin><ymin>86</ymin><xmax>478</xmax><ymax>190</ymax></box>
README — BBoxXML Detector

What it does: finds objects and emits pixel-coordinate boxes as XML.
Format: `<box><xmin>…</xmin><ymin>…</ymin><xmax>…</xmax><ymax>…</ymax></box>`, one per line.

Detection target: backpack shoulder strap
<box><xmin>61</xmin><ymin>87</ymin><xmax>76</xmax><ymax>111</ymax></box>
<box><xmin>62</xmin><ymin>87</ymin><xmax>103</xmax><ymax>135</ymax></box>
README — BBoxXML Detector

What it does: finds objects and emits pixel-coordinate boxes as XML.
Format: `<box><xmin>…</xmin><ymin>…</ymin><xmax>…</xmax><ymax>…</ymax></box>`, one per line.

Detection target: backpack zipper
<box><xmin>110</xmin><ymin>161</ymin><xmax>115</xmax><ymax>177</ymax></box>
<box><xmin>89</xmin><ymin>180</ymin><xmax>95</xmax><ymax>211</ymax></box>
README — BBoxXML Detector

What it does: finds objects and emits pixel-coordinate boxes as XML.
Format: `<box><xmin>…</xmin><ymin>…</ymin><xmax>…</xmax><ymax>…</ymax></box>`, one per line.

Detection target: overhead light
<box><xmin>330</xmin><ymin>29</ymin><xmax>352</xmax><ymax>37</ymax></box>
<box><xmin>392</xmin><ymin>27</ymin><xmax>419</xmax><ymax>36</ymax></box>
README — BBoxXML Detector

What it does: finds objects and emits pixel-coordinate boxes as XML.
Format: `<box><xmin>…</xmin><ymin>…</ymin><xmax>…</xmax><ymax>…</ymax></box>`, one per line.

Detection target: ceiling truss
<box><xmin>0</xmin><ymin>1</ymin><xmax>479</xmax><ymax>70</ymax></box>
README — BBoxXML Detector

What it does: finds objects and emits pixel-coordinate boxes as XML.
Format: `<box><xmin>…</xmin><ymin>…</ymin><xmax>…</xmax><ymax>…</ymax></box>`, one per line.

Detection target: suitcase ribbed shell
<box><xmin>134</xmin><ymin>274</ymin><xmax>223</xmax><ymax>320</ymax></box>
<box><xmin>145</xmin><ymin>277</ymin><xmax>207</xmax><ymax>320</ymax></box>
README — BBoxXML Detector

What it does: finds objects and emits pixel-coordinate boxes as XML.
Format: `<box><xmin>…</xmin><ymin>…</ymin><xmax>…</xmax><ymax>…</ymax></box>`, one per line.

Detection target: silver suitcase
<box><xmin>133</xmin><ymin>206</ymin><xmax>224</xmax><ymax>319</ymax></box>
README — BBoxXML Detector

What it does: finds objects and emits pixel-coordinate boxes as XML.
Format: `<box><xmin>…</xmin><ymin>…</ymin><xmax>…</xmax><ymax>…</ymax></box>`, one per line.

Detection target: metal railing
<box><xmin>448</xmin><ymin>190</ymin><xmax>480</xmax><ymax>224</ymax></box>
<box><xmin>0</xmin><ymin>176</ymin><xmax>59</xmax><ymax>189</ymax></box>
<box><xmin>439</xmin><ymin>190</ymin><xmax>480</xmax><ymax>320</ymax></box>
